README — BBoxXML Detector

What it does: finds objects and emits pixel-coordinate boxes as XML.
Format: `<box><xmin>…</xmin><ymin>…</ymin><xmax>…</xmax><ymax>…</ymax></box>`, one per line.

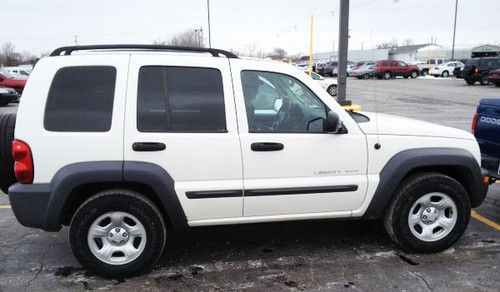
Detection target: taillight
<box><xmin>471</xmin><ymin>112</ymin><xmax>478</xmax><ymax>135</ymax></box>
<box><xmin>475</xmin><ymin>67</ymin><xmax>479</xmax><ymax>73</ymax></box>
<box><xmin>12</xmin><ymin>139</ymin><xmax>34</xmax><ymax>184</ymax></box>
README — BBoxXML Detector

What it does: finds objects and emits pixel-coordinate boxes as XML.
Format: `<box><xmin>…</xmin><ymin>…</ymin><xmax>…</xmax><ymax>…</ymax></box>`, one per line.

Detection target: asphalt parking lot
<box><xmin>0</xmin><ymin>77</ymin><xmax>499</xmax><ymax>291</ymax></box>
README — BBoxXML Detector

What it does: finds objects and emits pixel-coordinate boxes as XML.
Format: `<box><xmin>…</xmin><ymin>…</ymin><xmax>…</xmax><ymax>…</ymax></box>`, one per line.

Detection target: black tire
<box><xmin>410</xmin><ymin>70</ymin><xmax>418</xmax><ymax>78</ymax></box>
<box><xmin>0</xmin><ymin>101</ymin><xmax>9</xmax><ymax>107</ymax></box>
<box><xmin>383</xmin><ymin>71</ymin><xmax>392</xmax><ymax>79</ymax></box>
<box><xmin>480</xmin><ymin>77</ymin><xmax>490</xmax><ymax>85</ymax></box>
<box><xmin>441</xmin><ymin>71</ymin><xmax>449</xmax><ymax>78</ymax></box>
<box><xmin>327</xmin><ymin>84</ymin><xmax>337</xmax><ymax>96</ymax></box>
<box><xmin>384</xmin><ymin>172</ymin><xmax>471</xmax><ymax>253</ymax></box>
<box><xmin>494</xmin><ymin>82</ymin><xmax>500</xmax><ymax>87</ymax></box>
<box><xmin>465</xmin><ymin>79</ymin><xmax>475</xmax><ymax>85</ymax></box>
<box><xmin>421</xmin><ymin>69</ymin><xmax>428</xmax><ymax>76</ymax></box>
<box><xmin>69</xmin><ymin>190</ymin><xmax>166</xmax><ymax>278</ymax></box>
<box><xmin>0</xmin><ymin>114</ymin><xmax>17</xmax><ymax>194</ymax></box>
<box><xmin>362</xmin><ymin>73</ymin><xmax>370</xmax><ymax>79</ymax></box>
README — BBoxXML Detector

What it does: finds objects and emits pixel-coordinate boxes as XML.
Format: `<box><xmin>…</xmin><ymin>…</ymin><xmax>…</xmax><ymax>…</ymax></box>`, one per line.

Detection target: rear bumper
<box><xmin>482</xmin><ymin>154</ymin><xmax>500</xmax><ymax>181</ymax></box>
<box><xmin>0</xmin><ymin>92</ymin><xmax>19</xmax><ymax>103</ymax></box>
<box><xmin>8</xmin><ymin>183</ymin><xmax>59</xmax><ymax>231</ymax></box>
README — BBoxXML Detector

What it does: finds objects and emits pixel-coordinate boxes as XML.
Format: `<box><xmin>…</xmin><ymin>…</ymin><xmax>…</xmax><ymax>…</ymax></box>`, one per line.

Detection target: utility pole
<box><xmin>451</xmin><ymin>0</ymin><xmax>458</xmax><ymax>60</ymax></box>
<box><xmin>308</xmin><ymin>15</ymin><xmax>314</xmax><ymax>76</ymax></box>
<box><xmin>337</xmin><ymin>0</ymin><xmax>351</xmax><ymax>106</ymax></box>
<box><xmin>207</xmin><ymin>0</ymin><xmax>212</xmax><ymax>48</ymax></box>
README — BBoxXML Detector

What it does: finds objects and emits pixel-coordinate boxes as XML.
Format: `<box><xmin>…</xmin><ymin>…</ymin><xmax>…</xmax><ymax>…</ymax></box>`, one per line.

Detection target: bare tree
<box><xmin>0</xmin><ymin>42</ymin><xmax>21</xmax><ymax>66</ymax></box>
<box><xmin>273</xmin><ymin>47</ymin><xmax>287</xmax><ymax>58</ymax></box>
<box><xmin>402</xmin><ymin>38</ymin><xmax>414</xmax><ymax>46</ymax></box>
<box><xmin>376</xmin><ymin>39</ymin><xmax>398</xmax><ymax>49</ymax></box>
<box><xmin>154</xmin><ymin>29</ymin><xmax>203</xmax><ymax>47</ymax></box>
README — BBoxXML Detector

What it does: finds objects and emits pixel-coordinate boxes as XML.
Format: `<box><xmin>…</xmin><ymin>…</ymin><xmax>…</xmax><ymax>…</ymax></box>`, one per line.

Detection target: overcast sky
<box><xmin>2</xmin><ymin>0</ymin><xmax>499</xmax><ymax>56</ymax></box>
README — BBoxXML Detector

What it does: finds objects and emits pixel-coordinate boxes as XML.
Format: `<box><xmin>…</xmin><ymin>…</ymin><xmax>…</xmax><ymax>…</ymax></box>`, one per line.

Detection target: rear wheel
<box><xmin>441</xmin><ymin>71</ymin><xmax>449</xmax><ymax>78</ymax></box>
<box><xmin>0</xmin><ymin>114</ymin><xmax>17</xmax><ymax>194</ymax></box>
<box><xmin>362</xmin><ymin>73</ymin><xmax>370</xmax><ymax>79</ymax></box>
<box><xmin>70</xmin><ymin>190</ymin><xmax>166</xmax><ymax>278</ymax></box>
<box><xmin>421</xmin><ymin>69</ymin><xmax>428</xmax><ymax>76</ymax></box>
<box><xmin>465</xmin><ymin>79</ymin><xmax>475</xmax><ymax>85</ymax></box>
<box><xmin>480</xmin><ymin>77</ymin><xmax>490</xmax><ymax>85</ymax></box>
<box><xmin>327</xmin><ymin>84</ymin><xmax>337</xmax><ymax>96</ymax></box>
<box><xmin>494</xmin><ymin>82</ymin><xmax>500</xmax><ymax>87</ymax></box>
<box><xmin>384</xmin><ymin>172</ymin><xmax>470</xmax><ymax>252</ymax></box>
<box><xmin>383</xmin><ymin>71</ymin><xmax>392</xmax><ymax>79</ymax></box>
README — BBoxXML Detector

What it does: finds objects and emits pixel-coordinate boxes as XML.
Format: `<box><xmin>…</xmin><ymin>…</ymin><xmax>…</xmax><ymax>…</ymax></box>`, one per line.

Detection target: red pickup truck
<box><xmin>374</xmin><ymin>60</ymin><xmax>419</xmax><ymax>79</ymax></box>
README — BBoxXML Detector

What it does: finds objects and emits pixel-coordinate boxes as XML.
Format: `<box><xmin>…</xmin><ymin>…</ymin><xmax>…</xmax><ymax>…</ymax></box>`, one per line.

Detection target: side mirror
<box><xmin>324</xmin><ymin>111</ymin><xmax>346</xmax><ymax>133</ymax></box>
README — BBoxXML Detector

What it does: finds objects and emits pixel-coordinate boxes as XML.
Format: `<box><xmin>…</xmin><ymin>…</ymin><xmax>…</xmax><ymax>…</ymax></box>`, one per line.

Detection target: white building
<box><xmin>299</xmin><ymin>44</ymin><xmax>500</xmax><ymax>65</ymax></box>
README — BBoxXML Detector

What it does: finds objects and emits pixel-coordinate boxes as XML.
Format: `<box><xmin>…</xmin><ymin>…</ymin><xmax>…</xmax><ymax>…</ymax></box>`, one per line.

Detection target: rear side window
<box><xmin>137</xmin><ymin>66</ymin><xmax>226</xmax><ymax>132</ymax></box>
<box><xmin>44</xmin><ymin>66</ymin><xmax>116</xmax><ymax>132</ymax></box>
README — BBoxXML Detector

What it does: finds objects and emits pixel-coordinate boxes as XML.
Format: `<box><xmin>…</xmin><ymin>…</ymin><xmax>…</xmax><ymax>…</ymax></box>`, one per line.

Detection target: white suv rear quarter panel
<box><xmin>15</xmin><ymin>55</ymin><xmax>130</xmax><ymax>183</ymax></box>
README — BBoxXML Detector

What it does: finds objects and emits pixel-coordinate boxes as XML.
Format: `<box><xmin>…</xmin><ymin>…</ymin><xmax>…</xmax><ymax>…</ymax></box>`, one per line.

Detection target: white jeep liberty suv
<box><xmin>0</xmin><ymin>45</ymin><xmax>489</xmax><ymax>278</ymax></box>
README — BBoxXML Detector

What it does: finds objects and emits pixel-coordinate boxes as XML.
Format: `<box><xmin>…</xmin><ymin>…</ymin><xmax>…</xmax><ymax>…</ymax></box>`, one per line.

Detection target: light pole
<box><xmin>207</xmin><ymin>0</ymin><xmax>212</xmax><ymax>48</ymax></box>
<box><xmin>337</xmin><ymin>0</ymin><xmax>351</xmax><ymax>106</ymax></box>
<box><xmin>451</xmin><ymin>0</ymin><xmax>458</xmax><ymax>60</ymax></box>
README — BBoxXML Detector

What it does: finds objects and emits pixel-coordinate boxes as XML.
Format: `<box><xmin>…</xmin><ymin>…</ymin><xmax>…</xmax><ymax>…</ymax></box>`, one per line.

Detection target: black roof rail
<box><xmin>49</xmin><ymin>44</ymin><xmax>238</xmax><ymax>58</ymax></box>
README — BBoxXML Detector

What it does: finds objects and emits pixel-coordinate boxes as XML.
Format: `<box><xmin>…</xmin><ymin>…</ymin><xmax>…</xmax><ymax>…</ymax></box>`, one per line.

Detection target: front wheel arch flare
<box><xmin>362</xmin><ymin>148</ymin><xmax>486</xmax><ymax>220</ymax></box>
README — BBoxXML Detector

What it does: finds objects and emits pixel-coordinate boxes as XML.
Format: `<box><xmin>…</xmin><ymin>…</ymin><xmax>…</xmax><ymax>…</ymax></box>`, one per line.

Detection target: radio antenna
<box><xmin>370</xmin><ymin>30</ymin><xmax>380</xmax><ymax>145</ymax></box>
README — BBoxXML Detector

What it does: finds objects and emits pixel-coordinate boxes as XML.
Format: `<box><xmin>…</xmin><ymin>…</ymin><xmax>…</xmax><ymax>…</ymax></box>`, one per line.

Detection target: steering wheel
<box><xmin>271</xmin><ymin>98</ymin><xmax>292</xmax><ymax>131</ymax></box>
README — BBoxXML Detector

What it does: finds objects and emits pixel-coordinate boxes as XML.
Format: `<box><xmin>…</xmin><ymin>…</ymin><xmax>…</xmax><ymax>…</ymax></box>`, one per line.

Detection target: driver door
<box><xmin>230</xmin><ymin>59</ymin><xmax>368</xmax><ymax>218</ymax></box>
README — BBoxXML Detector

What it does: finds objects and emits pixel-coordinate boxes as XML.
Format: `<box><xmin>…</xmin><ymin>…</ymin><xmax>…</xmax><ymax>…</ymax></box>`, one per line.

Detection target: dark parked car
<box><xmin>472</xmin><ymin>98</ymin><xmax>500</xmax><ymax>181</ymax></box>
<box><xmin>0</xmin><ymin>87</ymin><xmax>20</xmax><ymax>106</ymax></box>
<box><xmin>462</xmin><ymin>57</ymin><xmax>500</xmax><ymax>85</ymax></box>
<box><xmin>373</xmin><ymin>60</ymin><xmax>419</xmax><ymax>79</ymax></box>
<box><xmin>486</xmin><ymin>69</ymin><xmax>500</xmax><ymax>87</ymax></box>
<box><xmin>316</xmin><ymin>61</ymin><xmax>338</xmax><ymax>77</ymax></box>
<box><xmin>453</xmin><ymin>66</ymin><xmax>464</xmax><ymax>78</ymax></box>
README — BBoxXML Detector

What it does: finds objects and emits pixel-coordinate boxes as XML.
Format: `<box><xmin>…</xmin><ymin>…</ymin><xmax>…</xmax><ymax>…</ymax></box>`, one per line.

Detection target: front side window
<box><xmin>241</xmin><ymin>71</ymin><xmax>328</xmax><ymax>133</ymax></box>
<box><xmin>44</xmin><ymin>66</ymin><xmax>116</xmax><ymax>132</ymax></box>
<box><xmin>137</xmin><ymin>66</ymin><xmax>226</xmax><ymax>132</ymax></box>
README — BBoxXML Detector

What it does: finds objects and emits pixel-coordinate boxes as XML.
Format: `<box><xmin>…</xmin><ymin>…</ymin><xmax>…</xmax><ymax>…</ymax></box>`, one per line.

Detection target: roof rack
<box><xmin>49</xmin><ymin>44</ymin><xmax>238</xmax><ymax>58</ymax></box>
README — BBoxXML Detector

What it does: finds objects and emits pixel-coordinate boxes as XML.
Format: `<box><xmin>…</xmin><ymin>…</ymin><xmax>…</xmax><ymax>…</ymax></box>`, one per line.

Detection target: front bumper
<box><xmin>8</xmin><ymin>183</ymin><xmax>59</xmax><ymax>231</ymax></box>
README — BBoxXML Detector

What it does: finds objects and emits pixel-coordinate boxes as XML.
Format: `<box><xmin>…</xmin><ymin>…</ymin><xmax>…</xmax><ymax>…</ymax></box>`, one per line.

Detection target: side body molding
<box><xmin>42</xmin><ymin>161</ymin><xmax>186</xmax><ymax>231</ymax></box>
<box><xmin>362</xmin><ymin>148</ymin><xmax>488</xmax><ymax>220</ymax></box>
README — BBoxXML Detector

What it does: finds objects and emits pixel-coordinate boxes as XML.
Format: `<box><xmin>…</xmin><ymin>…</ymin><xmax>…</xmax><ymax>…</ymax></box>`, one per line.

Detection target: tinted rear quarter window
<box><xmin>137</xmin><ymin>66</ymin><xmax>226</xmax><ymax>132</ymax></box>
<box><xmin>44</xmin><ymin>66</ymin><xmax>116</xmax><ymax>132</ymax></box>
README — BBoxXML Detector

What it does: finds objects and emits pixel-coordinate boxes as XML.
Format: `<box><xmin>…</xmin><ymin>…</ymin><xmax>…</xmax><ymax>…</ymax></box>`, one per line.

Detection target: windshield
<box><xmin>0</xmin><ymin>70</ymin><xmax>15</xmax><ymax>78</ymax></box>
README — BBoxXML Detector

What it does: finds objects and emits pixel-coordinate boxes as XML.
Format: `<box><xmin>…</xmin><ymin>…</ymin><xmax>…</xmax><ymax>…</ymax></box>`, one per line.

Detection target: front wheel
<box><xmin>383</xmin><ymin>71</ymin><xmax>392</xmax><ymax>79</ymax></box>
<box><xmin>362</xmin><ymin>73</ymin><xmax>370</xmax><ymax>79</ymax></box>
<box><xmin>410</xmin><ymin>71</ymin><xmax>418</xmax><ymax>78</ymax></box>
<box><xmin>421</xmin><ymin>69</ymin><xmax>428</xmax><ymax>76</ymax></box>
<box><xmin>441</xmin><ymin>71</ymin><xmax>449</xmax><ymax>77</ymax></box>
<box><xmin>70</xmin><ymin>190</ymin><xmax>166</xmax><ymax>278</ymax></box>
<box><xmin>327</xmin><ymin>84</ymin><xmax>337</xmax><ymax>96</ymax></box>
<box><xmin>384</xmin><ymin>173</ymin><xmax>470</xmax><ymax>252</ymax></box>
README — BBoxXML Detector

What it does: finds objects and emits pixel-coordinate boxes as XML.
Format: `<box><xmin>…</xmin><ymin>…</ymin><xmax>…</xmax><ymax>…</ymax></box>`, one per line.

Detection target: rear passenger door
<box><xmin>124</xmin><ymin>54</ymin><xmax>243</xmax><ymax>224</ymax></box>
